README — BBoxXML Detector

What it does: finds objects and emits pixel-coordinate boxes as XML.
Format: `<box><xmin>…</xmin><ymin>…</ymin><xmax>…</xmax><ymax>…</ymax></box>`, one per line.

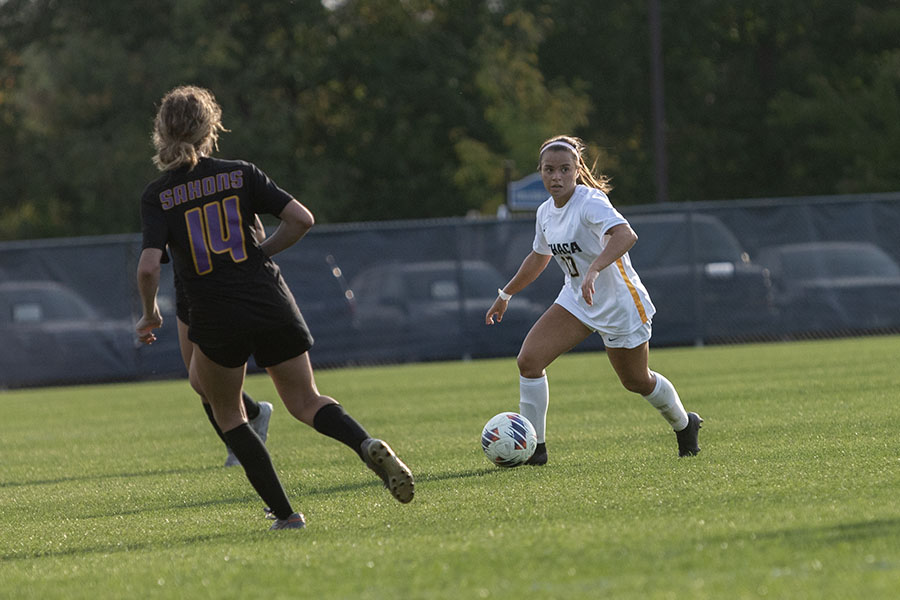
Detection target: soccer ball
<box><xmin>481</xmin><ymin>412</ymin><xmax>537</xmax><ymax>468</ymax></box>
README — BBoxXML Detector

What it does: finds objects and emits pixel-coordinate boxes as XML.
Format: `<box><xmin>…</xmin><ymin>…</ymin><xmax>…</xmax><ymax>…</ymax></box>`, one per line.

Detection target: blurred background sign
<box><xmin>506</xmin><ymin>173</ymin><xmax>548</xmax><ymax>212</ymax></box>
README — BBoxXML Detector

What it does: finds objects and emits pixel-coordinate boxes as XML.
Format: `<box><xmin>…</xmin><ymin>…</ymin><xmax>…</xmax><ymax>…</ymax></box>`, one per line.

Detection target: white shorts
<box><xmin>554</xmin><ymin>298</ymin><xmax>652</xmax><ymax>349</ymax></box>
<box><xmin>599</xmin><ymin>320</ymin><xmax>652</xmax><ymax>349</ymax></box>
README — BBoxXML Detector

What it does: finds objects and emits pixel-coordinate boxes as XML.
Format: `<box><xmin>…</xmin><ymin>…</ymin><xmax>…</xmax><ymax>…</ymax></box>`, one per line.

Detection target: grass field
<box><xmin>2</xmin><ymin>335</ymin><xmax>899</xmax><ymax>599</ymax></box>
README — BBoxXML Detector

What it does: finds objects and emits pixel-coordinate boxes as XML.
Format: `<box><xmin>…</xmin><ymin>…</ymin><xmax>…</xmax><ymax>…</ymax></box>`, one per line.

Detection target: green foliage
<box><xmin>2</xmin><ymin>336</ymin><xmax>900</xmax><ymax>598</ymax></box>
<box><xmin>769</xmin><ymin>49</ymin><xmax>900</xmax><ymax>194</ymax></box>
<box><xmin>456</xmin><ymin>9</ymin><xmax>592</xmax><ymax>214</ymax></box>
<box><xmin>1</xmin><ymin>1</ymin><xmax>900</xmax><ymax>238</ymax></box>
<box><xmin>532</xmin><ymin>0</ymin><xmax>900</xmax><ymax>204</ymax></box>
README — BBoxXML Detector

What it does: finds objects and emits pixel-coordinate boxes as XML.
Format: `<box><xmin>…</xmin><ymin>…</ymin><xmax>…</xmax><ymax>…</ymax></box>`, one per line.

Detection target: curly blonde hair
<box><xmin>538</xmin><ymin>135</ymin><xmax>612</xmax><ymax>193</ymax></box>
<box><xmin>151</xmin><ymin>86</ymin><xmax>227</xmax><ymax>171</ymax></box>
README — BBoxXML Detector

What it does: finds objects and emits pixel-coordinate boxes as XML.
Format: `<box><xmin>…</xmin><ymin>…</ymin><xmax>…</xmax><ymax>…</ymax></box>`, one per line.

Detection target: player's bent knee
<box><xmin>620</xmin><ymin>376</ymin><xmax>654</xmax><ymax>395</ymax></box>
<box><xmin>516</xmin><ymin>353</ymin><xmax>546</xmax><ymax>379</ymax></box>
<box><xmin>281</xmin><ymin>391</ymin><xmax>329</xmax><ymax>425</ymax></box>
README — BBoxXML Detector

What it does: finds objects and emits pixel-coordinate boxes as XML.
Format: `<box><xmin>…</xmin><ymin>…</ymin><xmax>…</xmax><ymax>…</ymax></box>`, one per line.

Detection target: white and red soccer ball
<box><xmin>481</xmin><ymin>412</ymin><xmax>537</xmax><ymax>467</ymax></box>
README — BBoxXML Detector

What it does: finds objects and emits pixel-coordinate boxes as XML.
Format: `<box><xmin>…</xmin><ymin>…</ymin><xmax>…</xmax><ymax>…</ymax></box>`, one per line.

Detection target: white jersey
<box><xmin>533</xmin><ymin>185</ymin><xmax>655</xmax><ymax>335</ymax></box>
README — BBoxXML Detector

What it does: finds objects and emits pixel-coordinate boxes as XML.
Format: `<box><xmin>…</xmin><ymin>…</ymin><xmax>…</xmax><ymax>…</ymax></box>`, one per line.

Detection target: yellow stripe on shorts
<box><xmin>615</xmin><ymin>258</ymin><xmax>649</xmax><ymax>323</ymax></box>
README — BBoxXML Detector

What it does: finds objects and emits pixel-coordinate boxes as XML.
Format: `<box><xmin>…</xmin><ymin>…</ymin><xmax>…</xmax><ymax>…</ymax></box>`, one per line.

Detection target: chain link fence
<box><xmin>2</xmin><ymin>192</ymin><xmax>899</xmax><ymax>388</ymax></box>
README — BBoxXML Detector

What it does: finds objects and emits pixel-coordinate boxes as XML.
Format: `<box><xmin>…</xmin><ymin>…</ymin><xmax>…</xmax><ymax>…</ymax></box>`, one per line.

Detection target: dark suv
<box><xmin>627</xmin><ymin>213</ymin><xmax>775</xmax><ymax>344</ymax></box>
<box><xmin>348</xmin><ymin>260</ymin><xmax>546</xmax><ymax>362</ymax></box>
<box><xmin>757</xmin><ymin>241</ymin><xmax>900</xmax><ymax>334</ymax></box>
<box><xmin>0</xmin><ymin>281</ymin><xmax>136</xmax><ymax>387</ymax></box>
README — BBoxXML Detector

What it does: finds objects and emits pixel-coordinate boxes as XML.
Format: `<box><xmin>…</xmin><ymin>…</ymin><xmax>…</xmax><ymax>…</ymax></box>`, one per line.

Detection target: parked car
<box><xmin>497</xmin><ymin>212</ymin><xmax>776</xmax><ymax>346</ymax></box>
<box><xmin>756</xmin><ymin>241</ymin><xmax>900</xmax><ymax>334</ymax></box>
<box><xmin>348</xmin><ymin>260</ymin><xmax>546</xmax><ymax>362</ymax></box>
<box><xmin>132</xmin><ymin>251</ymin><xmax>362</xmax><ymax>374</ymax></box>
<box><xmin>274</xmin><ymin>252</ymin><xmax>360</xmax><ymax>367</ymax></box>
<box><xmin>626</xmin><ymin>212</ymin><xmax>776</xmax><ymax>344</ymax></box>
<box><xmin>0</xmin><ymin>281</ymin><xmax>136</xmax><ymax>387</ymax></box>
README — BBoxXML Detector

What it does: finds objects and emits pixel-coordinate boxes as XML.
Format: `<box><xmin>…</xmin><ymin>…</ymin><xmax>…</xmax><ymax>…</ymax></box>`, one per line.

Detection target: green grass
<box><xmin>2</xmin><ymin>336</ymin><xmax>899</xmax><ymax>599</ymax></box>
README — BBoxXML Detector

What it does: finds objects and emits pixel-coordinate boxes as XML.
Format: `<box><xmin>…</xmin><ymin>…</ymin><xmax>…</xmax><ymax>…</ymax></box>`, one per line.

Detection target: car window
<box><xmin>0</xmin><ymin>284</ymin><xmax>97</xmax><ymax>323</ymax></box>
<box><xmin>783</xmin><ymin>246</ymin><xmax>900</xmax><ymax>280</ymax></box>
<box><xmin>430</xmin><ymin>280</ymin><xmax>459</xmax><ymax>300</ymax></box>
<box><xmin>352</xmin><ymin>262</ymin><xmax>503</xmax><ymax>303</ymax></box>
<box><xmin>12</xmin><ymin>302</ymin><xmax>44</xmax><ymax>323</ymax></box>
<box><xmin>630</xmin><ymin>216</ymin><xmax>744</xmax><ymax>267</ymax></box>
<box><xmin>462</xmin><ymin>265</ymin><xmax>501</xmax><ymax>297</ymax></box>
<box><xmin>694</xmin><ymin>222</ymin><xmax>744</xmax><ymax>264</ymax></box>
<box><xmin>351</xmin><ymin>267</ymin><xmax>391</xmax><ymax>302</ymax></box>
<box><xmin>405</xmin><ymin>269</ymin><xmax>454</xmax><ymax>301</ymax></box>
<box><xmin>629</xmin><ymin>221</ymin><xmax>683</xmax><ymax>267</ymax></box>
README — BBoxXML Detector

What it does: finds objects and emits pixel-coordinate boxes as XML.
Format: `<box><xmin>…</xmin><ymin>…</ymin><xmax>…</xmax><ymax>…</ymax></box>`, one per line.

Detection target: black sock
<box><xmin>202</xmin><ymin>402</ymin><xmax>228</xmax><ymax>448</ymax></box>
<box><xmin>242</xmin><ymin>391</ymin><xmax>261</xmax><ymax>420</ymax></box>
<box><xmin>222</xmin><ymin>423</ymin><xmax>294</xmax><ymax>520</ymax></box>
<box><xmin>313</xmin><ymin>403</ymin><xmax>370</xmax><ymax>460</ymax></box>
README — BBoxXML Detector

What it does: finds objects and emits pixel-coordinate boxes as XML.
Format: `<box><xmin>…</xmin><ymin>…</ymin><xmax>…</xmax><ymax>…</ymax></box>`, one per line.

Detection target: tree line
<box><xmin>1</xmin><ymin>0</ymin><xmax>899</xmax><ymax>240</ymax></box>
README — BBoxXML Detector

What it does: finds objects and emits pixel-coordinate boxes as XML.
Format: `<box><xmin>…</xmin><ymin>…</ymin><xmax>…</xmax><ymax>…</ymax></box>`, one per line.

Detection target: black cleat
<box><xmin>525</xmin><ymin>442</ymin><xmax>548</xmax><ymax>466</ymax></box>
<box><xmin>676</xmin><ymin>412</ymin><xmax>703</xmax><ymax>457</ymax></box>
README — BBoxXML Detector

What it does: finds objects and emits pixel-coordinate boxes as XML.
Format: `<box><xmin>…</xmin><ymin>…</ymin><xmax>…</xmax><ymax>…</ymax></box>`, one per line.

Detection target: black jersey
<box><xmin>141</xmin><ymin>157</ymin><xmax>302</xmax><ymax>336</ymax></box>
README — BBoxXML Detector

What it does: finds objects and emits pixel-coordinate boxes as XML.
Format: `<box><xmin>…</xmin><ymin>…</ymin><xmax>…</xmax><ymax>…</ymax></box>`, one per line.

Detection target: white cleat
<box><xmin>224</xmin><ymin>402</ymin><xmax>273</xmax><ymax>467</ymax></box>
<box><xmin>250</xmin><ymin>402</ymin><xmax>273</xmax><ymax>444</ymax></box>
<box><xmin>361</xmin><ymin>438</ymin><xmax>414</xmax><ymax>504</ymax></box>
<box><xmin>269</xmin><ymin>512</ymin><xmax>306</xmax><ymax>530</ymax></box>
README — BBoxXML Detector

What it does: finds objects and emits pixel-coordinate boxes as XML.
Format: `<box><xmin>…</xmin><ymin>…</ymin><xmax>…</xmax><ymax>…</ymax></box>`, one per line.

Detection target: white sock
<box><xmin>519</xmin><ymin>375</ymin><xmax>549</xmax><ymax>444</ymax></box>
<box><xmin>643</xmin><ymin>371</ymin><xmax>689</xmax><ymax>431</ymax></box>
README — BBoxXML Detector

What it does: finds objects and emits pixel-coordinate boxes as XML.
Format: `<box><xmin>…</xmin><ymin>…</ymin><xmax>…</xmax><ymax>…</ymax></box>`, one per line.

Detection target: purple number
<box><xmin>205</xmin><ymin>196</ymin><xmax>248</xmax><ymax>263</ymax></box>
<box><xmin>185</xmin><ymin>208</ymin><xmax>212</xmax><ymax>274</ymax></box>
<box><xmin>185</xmin><ymin>196</ymin><xmax>247</xmax><ymax>275</ymax></box>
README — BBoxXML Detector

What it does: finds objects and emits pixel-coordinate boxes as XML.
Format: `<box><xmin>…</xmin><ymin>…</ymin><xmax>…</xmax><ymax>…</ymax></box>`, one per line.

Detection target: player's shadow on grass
<box><xmin>73</xmin><ymin>467</ymin><xmax>502</xmax><ymax>519</ymax></box>
<box><xmin>0</xmin><ymin>465</ymin><xmax>221</xmax><ymax>488</ymax></box>
<box><xmin>709</xmin><ymin>516</ymin><xmax>900</xmax><ymax>545</ymax></box>
<box><xmin>0</xmin><ymin>531</ymin><xmax>247</xmax><ymax>563</ymax></box>
<box><xmin>78</xmin><ymin>493</ymin><xmax>269</xmax><ymax>520</ymax></box>
<box><xmin>300</xmin><ymin>465</ymin><xmax>509</xmax><ymax>497</ymax></box>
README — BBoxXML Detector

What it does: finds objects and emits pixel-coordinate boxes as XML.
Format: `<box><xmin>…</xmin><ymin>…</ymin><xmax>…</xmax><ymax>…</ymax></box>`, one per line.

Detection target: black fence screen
<box><xmin>2</xmin><ymin>192</ymin><xmax>899</xmax><ymax>388</ymax></box>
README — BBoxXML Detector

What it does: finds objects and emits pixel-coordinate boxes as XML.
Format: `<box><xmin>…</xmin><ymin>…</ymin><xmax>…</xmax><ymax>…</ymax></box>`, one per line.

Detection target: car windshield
<box><xmin>403</xmin><ymin>264</ymin><xmax>498</xmax><ymax>301</ymax></box>
<box><xmin>782</xmin><ymin>246</ymin><xmax>900</xmax><ymax>280</ymax></box>
<box><xmin>629</xmin><ymin>216</ymin><xmax>745</xmax><ymax>267</ymax></box>
<box><xmin>0</xmin><ymin>284</ymin><xmax>97</xmax><ymax>323</ymax></box>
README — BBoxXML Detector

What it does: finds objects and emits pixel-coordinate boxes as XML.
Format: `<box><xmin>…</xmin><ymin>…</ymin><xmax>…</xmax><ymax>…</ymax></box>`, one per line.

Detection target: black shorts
<box><xmin>190</xmin><ymin>318</ymin><xmax>314</xmax><ymax>369</ymax></box>
<box><xmin>174</xmin><ymin>275</ymin><xmax>190</xmax><ymax>324</ymax></box>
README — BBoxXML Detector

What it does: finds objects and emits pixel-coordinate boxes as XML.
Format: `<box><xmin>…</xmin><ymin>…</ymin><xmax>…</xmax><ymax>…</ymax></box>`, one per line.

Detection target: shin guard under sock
<box><xmin>205</xmin><ymin>398</ymin><xmax>259</xmax><ymax>447</ymax></box>
<box><xmin>643</xmin><ymin>371</ymin><xmax>689</xmax><ymax>431</ymax></box>
<box><xmin>222</xmin><ymin>423</ymin><xmax>293</xmax><ymax>520</ymax></box>
<box><xmin>519</xmin><ymin>375</ymin><xmax>549</xmax><ymax>444</ymax></box>
<box><xmin>313</xmin><ymin>403</ymin><xmax>370</xmax><ymax>460</ymax></box>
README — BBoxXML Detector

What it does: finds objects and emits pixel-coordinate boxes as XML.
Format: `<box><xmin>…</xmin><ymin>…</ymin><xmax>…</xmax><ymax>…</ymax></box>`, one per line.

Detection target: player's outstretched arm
<box><xmin>485</xmin><ymin>251</ymin><xmax>551</xmax><ymax>325</ymax></box>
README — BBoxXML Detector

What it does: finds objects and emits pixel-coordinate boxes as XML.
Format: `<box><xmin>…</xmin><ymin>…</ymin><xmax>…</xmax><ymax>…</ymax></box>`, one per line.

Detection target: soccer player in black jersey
<box><xmin>135</xmin><ymin>86</ymin><xmax>414</xmax><ymax>530</ymax></box>
<box><xmin>172</xmin><ymin>265</ymin><xmax>273</xmax><ymax>468</ymax></box>
<box><xmin>166</xmin><ymin>212</ymin><xmax>273</xmax><ymax>467</ymax></box>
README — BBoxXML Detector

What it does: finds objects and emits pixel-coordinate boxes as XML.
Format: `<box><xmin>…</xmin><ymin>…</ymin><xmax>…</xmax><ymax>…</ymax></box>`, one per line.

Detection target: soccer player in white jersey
<box><xmin>485</xmin><ymin>135</ymin><xmax>702</xmax><ymax>464</ymax></box>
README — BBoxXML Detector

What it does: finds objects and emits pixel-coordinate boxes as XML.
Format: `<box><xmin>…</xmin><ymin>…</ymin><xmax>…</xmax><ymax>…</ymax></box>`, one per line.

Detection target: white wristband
<box><xmin>497</xmin><ymin>288</ymin><xmax>512</xmax><ymax>301</ymax></box>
